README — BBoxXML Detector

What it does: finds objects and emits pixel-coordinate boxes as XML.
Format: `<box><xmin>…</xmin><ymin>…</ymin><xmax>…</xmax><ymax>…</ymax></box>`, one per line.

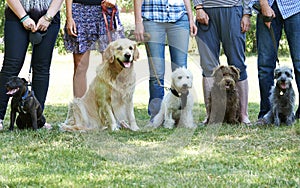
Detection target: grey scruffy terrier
<box><xmin>260</xmin><ymin>66</ymin><xmax>295</xmax><ymax>126</ymax></box>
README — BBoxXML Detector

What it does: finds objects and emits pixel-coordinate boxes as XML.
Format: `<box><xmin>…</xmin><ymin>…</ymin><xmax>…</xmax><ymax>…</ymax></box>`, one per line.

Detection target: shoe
<box><xmin>43</xmin><ymin>122</ymin><xmax>52</xmax><ymax>130</ymax></box>
<box><xmin>0</xmin><ymin>119</ymin><xmax>3</xmax><ymax>131</ymax></box>
<box><xmin>255</xmin><ymin>118</ymin><xmax>267</xmax><ymax>126</ymax></box>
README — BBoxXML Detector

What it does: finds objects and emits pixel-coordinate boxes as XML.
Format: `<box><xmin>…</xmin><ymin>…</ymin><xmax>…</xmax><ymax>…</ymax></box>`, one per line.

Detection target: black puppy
<box><xmin>6</xmin><ymin>76</ymin><xmax>45</xmax><ymax>130</ymax></box>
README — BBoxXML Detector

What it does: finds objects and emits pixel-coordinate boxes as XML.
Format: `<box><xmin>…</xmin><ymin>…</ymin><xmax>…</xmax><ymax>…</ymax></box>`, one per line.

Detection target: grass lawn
<box><xmin>0</xmin><ymin>27</ymin><xmax>300</xmax><ymax>186</ymax></box>
<box><xmin>0</xmin><ymin>50</ymin><xmax>300</xmax><ymax>187</ymax></box>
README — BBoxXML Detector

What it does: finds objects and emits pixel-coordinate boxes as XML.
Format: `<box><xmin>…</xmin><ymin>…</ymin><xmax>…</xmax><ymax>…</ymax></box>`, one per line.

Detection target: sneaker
<box><xmin>0</xmin><ymin>119</ymin><xmax>3</xmax><ymax>131</ymax></box>
<box><xmin>43</xmin><ymin>122</ymin><xmax>52</xmax><ymax>130</ymax></box>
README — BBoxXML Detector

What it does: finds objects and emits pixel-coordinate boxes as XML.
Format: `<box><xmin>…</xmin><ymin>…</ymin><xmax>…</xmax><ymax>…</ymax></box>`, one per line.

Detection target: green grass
<box><xmin>1</xmin><ymin>103</ymin><xmax>300</xmax><ymax>187</ymax></box>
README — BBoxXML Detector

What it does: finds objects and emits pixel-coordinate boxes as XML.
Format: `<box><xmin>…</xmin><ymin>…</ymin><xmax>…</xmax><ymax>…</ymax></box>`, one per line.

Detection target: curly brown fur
<box><xmin>207</xmin><ymin>65</ymin><xmax>241</xmax><ymax>124</ymax></box>
<box><xmin>60</xmin><ymin>38</ymin><xmax>140</xmax><ymax>132</ymax></box>
<box><xmin>259</xmin><ymin>66</ymin><xmax>295</xmax><ymax>126</ymax></box>
<box><xmin>6</xmin><ymin>76</ymin><xmax>45</xmax><ymax>131</ymax></box>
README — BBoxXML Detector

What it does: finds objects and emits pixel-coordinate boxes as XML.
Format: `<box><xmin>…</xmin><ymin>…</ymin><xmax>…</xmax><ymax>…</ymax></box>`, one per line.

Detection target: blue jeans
<box><xmin>256</xmin><ymin>2</ymin><xmax>300</xmax><ymax>118</ymax></box>
<box><xmin>195</xmin><ymin>6</ymin><xmax>248</xmax><ymax>80</ymax></box>
<box><xmin>143</xmin><ymin>14</ymin><xmax>190</xmax><ymax>118</ymax></box>
<box><xmin>0</xmin><ymin>19</ymin><xmax>60</xmax><ymax>120</ymax></box>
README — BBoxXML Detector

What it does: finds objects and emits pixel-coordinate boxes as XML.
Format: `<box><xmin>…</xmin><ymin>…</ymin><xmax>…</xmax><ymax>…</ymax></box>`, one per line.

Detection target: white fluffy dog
<box><xmin>149</xmin><ymin>67</ymin><xmax>195</xmax><ymax>129</ymax></box>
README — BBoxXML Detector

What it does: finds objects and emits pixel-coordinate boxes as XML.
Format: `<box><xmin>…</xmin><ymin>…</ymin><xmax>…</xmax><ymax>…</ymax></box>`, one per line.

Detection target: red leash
<box><xmin>101</xmin><ymin>4</ymin><xmax>117</xmax><ymax>43</ymax></box>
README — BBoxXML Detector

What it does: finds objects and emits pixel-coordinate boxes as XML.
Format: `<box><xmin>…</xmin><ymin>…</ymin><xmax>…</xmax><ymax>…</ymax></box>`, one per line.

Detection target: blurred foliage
<box><xmin>0</xmin><ymin>1</ymin><xmax>291</xmax><ymax>57</ymax></box>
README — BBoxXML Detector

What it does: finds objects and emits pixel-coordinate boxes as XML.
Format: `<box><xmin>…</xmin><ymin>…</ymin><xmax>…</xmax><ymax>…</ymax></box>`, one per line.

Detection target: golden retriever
<box><xmin>60</xmin><ymin>38</ymin><xmax>140</xmax><ymax>131</ymax></box>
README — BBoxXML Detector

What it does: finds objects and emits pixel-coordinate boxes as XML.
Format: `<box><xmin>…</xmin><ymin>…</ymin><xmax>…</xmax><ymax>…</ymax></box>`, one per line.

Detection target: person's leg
<box><xmin>167</xmin><ymin>14</ymin><xmax>189</xmax><ymax>70</ymax></box>
<box><xmin>256</xmin><ymin>3</ymin><xmax>283</xmax><ymax>119</ymax></box>
<box><xmin>31</xmin><ymin>23</ymin><xmax>60</xmax><ymax>109</ymax></box>
<box><xmin>284</xmin><ymin>12</ymin><xmax>300</xmax><ymax>118</ymax></box>
<box><xmin>220</xmin><ymin>6</ymin><xmax>250</xmax><ymax>124</ymax></box>
<box><xmin>73</xmin><ymin>51</ymin><xmax>90</xmax><ymax>98</ymax></box>
<box><xmin>195</xmin><ymin>8</ymin><xmax>222</xmax><ymax>123</ymax></box>
<box><xmin>143</xmin><ymin>21</ymin><xmax>166</xmax><ymax>119</ymax></box>
<box><xmin>0</xmin><ymin>20</ymin><xmax>29</xmax><ymax>124</ymax></box>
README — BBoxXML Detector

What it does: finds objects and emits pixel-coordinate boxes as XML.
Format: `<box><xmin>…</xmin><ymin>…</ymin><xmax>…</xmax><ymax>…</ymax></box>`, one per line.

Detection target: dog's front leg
<box><xmin>163</xmin><ymin>108</ymin><xmax>175</xmax><ymax>129</ymax></box>
<box><xmin>30</xmin><ymin>109</ymin><xmax>38</xmax><ymax>130</ymax></box>
<box><xmin>9</xmin><ymin>110</ymin><xmax>17</xmax><ymax>131</ymax></box>
<box><xmin>107</xmin><ymin>105</ymin><xmax>119</xmax><ymax>131</ymax></box>
<box><xmin>126</xmin><ymin>102</ymin><xmax>139</xmax><ymax>131</ymax></box>
<box><xmin>273</xmin><ymin>109</ymin><xmax>280</xmax><ymax>126</ymax></box>
<box><xmin>286</xmin><ymin>113</ymin><xmax>295</xmax><ymax>126</ymax></box>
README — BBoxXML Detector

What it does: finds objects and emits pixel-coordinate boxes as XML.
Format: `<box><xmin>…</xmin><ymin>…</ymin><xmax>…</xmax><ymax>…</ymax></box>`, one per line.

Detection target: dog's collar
<box><xmin>170</xmin><ymin>88</ymin><xmax>189</xmax><ymax>110</ymax></box>
<box><xmin>279</xmin><ymin>89</ymin><xmax>286</xmax><ymax>96</ymax></box>
<box><xmin>171</xmin><ymin>88</ymin><xmax>181</xmax><ymax>97</ymax></box>
<box><xmin>22</xmin><ymin>88</ymin><xmax>29</xmax><ymax>100</ymax></box>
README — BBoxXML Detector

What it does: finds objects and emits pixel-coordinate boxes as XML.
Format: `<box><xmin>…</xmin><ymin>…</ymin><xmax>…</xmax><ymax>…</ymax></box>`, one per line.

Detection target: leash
<box><xmin>102</xmin><ymin>4</ymin><xmax>117</xmax><ymax>43</ymax></box>
<box><xmin>253</xmin><ymin>3</ymin><xmax>280</xmax><ymax>67</ymax></box>
<box><xmin>144</xmin><ymin>43</ymin><xmax>170</xmax><ymax>91</ymax></box>
<box><xmin>268</xmin><ymin>25</ymin><xmax>280</xmax><ymax>67</ymax></box>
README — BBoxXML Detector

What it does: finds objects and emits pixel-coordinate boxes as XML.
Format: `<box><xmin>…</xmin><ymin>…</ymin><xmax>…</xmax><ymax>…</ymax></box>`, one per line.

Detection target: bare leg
<box><xmin>73</xmin><ymin>51</ymin><xmax>90</xmax><ymax>98</ymax></box>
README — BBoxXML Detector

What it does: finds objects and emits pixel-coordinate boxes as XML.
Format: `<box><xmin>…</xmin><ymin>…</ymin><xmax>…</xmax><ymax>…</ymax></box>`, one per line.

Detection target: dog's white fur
<box><xmin>60</xmin><ymin>38</ymin><xmax>140</xmax><ymax>131</ymax></box>
<box><xmin>150</xmin><ymin>67</ymin><xmax>195</xmax><ymax>129</ymax></box>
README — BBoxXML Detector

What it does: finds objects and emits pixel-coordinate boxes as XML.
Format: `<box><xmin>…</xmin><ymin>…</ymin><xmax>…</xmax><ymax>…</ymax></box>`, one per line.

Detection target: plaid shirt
<box><xmin>142</xmin><ymin>0</ymin><xmax>187</xmax><ymax>22</ymax></box>
<box><xmin>250</xmin><ymin>0</ymin><xmax>300</xmax><ymax>19</ymax></box>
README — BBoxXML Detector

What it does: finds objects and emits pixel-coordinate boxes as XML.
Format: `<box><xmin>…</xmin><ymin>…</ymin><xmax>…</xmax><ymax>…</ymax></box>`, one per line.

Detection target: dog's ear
<box><xmin>103</xmin><ymin>42</ymin><xmax>115</xmax><ymax>63</ymax></box>
<box><xmin>133</xmin><ymin>43</ymin><xmax>139</xmax><ymax>61</ymax></box>
<box><xmin>229</xmin><ymin>66</ymin><xmax>240</xmax><ymax>81</ymax></box>
<box><xmin>21</xmin><ymin>78</ymin><xmax>28</xmax><ymax>84</ymax></box>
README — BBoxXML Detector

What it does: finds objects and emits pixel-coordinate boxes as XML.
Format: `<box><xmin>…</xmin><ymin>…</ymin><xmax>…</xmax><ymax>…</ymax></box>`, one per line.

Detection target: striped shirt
<box><xmin>193</xmin><ymin>0</ymin><xmax>252</xmax><ymax>15</ymax></box>
<box><xmin>142</xmin><ymin>0</ymin><xmax>187</xmax><ymax>22</ymax></box>
<box><xmin>249</xmin><ymin>0</ymin><xmax>300</xmax><ymax>19</ymax></box>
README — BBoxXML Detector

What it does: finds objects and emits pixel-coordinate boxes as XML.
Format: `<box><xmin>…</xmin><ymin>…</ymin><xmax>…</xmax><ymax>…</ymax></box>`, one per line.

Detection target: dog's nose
<box><xmin>182</xmin><ymin>84</ymin><xmax>188</xmax><ymax>88</ymax></box>
<box><xmin>124</xmin><ymin>53</ymin><xmax>131</xmax><ymax>61</ymax></box>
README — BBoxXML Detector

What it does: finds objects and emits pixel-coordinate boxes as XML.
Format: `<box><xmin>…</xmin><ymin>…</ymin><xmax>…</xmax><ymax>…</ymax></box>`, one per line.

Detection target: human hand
<box><xmin>189</xmin><ymin>21</ymin><xmax>198</xmax><ymax>37</ymax></box>
<box><xmin>22</xmin><ymin>17</ymin><xmax>36</xmax><ymax>32</ymax></box>
<box><xmin>260</xmin><ymin>3</ymin><xmax>275</xmax><ymax>28</ymax></box>
<box><xmin>66</xmin><ymin>18</ymin><xmax>77</xmax><ymax>37</ymax></box>
<box><xmin>134</xmin><ymin>22</ymin><xmax>145</xmax><ymax>42</ymax></box>
<box><xmin>195</xmin><ymin>9</ymin><xmax>209</xmax><ymax>25</ymax></box>
<box><xmin>102</xmin><ymin>0</ymin><xmax>116</xmax><ymax>8</ymax></box>
<box><xmin>241</xmin><ymin>15</ymin><xmax>251</xmax><ymax>33</ymax></box>
<box><xmin>35</xmin><ymin>16</ymin><xmax>51</xmax><ymax>32</ymax></box>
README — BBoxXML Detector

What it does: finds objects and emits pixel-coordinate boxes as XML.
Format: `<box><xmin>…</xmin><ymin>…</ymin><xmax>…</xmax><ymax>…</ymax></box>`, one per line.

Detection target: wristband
<box><xmin>20</xmin><ymin>15</ymin><xmax>29</xmax><ymax>23</ymax></box>
<box><xmin>44</xmin><ymin>13</ymin><xmax>53</xmax><ymax>22</ymax></box>
<box><xmin>195</xmin><ymin>7</ymin><xmax>203</xmax><ymax>10</ymax></box>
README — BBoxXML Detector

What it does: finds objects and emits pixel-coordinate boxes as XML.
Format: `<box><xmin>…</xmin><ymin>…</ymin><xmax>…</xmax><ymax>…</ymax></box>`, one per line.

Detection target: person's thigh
<box><xmin>143</xmin><ymin>20</ymin><xmax>166</xmax><ymax>78</ymax></box>
<box><xmin>0</xmin><ymin>20</ymin><xmax>29</xmax><ymax>119</ymax></box>
<box><xmin>220</xmin><ymin>6</ymin><xmax>247</xmax><ymax>80</ymax></box>
<box><xmin>284</xmin><ymin>12</ymin><xmax>300</xmax><ymax>88</ymax></box>
<box><xmin>195</xmin><ymin>8</ymin><xmax>221</xmax><ymax>77</ymax></box>
<box><xmin>167</xmin><ymin>14</ymin><xmax>189</xmax><ymax>71</ymax></box>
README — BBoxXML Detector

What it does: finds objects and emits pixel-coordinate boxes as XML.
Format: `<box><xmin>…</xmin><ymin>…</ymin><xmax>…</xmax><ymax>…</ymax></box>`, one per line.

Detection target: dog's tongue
<box><xmin>123</xmin><ymin>62</ymin><xmax>131</xmax><ymax>68</ymax></box>
<box><xmin>6</xmin><ymin>88</ymin><xmax>19</xmax><ymax>95</ymax></box>
<box><xmin>281</xmin><ymin>83</ymin><xmax>287</xmax><ymax>89</ymax></box>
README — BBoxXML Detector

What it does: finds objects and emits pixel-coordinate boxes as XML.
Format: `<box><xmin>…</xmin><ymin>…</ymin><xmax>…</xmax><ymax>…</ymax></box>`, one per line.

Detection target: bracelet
<box><xmin>20</xmin><ymin>15</ymin><xmax>29</xmax><ymax>23</ymax></box>
<box><xmin>195</xmin><ymin>7</ymin><xmax>203</xmax><ymax>10</ymax></box>
<box><xmin>44</xmin><ymin>13</ymin><xmax>53</xmax><ymax>22</ymax></box>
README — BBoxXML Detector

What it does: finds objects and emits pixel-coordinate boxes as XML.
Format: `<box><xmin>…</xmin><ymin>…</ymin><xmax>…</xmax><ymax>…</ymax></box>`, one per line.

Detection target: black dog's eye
<box><xmin>129</xmin><ymin>46</ymin><xmax>133</xmax><ymax>50</ymax></box>
<box><xmin>178</xmin><ymin>76</ymin><xmax>182</xmax><ymax>79</ymax></box>
<box><xmin>117</xmin><ymin>46</ymin><xmax>123</xmax><ymax>50</ymax></box>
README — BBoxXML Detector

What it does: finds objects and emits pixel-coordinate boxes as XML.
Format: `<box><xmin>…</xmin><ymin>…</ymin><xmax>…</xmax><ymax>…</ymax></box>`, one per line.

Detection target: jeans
<box><xmin>0</xmin><ymin>20</ymin><xmax>60</xmax><ymax>120</ymax></box>
<box><xmin>143</xmin><ymin>14</ymin><xmax>190</xmax><ymax>118</ymax></box>
<box><xmin>195</xmin><ymin>6</ymin><xmax>247</xmax><ymax>80</ymax></box>
<box><xmin>256</xmin><ymin>2</ymin><xmax>300</xmax><ymax>118</ymax></box>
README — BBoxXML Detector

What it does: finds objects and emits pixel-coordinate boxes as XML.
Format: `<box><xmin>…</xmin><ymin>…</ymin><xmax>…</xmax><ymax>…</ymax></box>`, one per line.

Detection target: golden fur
<box><xmin>60</xmin><ymin>38</ymin><xmax>140</xmax><ymax>131</ymax></box>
